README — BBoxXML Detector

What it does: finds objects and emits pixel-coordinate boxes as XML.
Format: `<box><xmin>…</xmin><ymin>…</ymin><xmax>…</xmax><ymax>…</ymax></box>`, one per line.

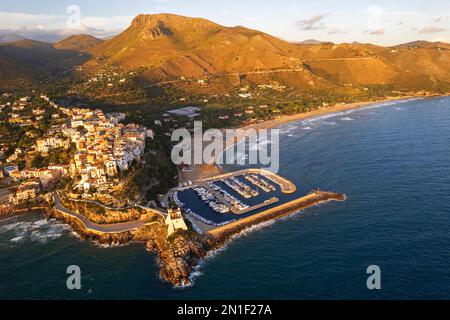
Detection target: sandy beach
<box><xmin>180</xmin><ymin>93</ymin><xmax>447</xmax><ymax>182</ymax></box>
<box><xmin>235</xmin><ymin>94</ymin><xmax>440</xmax><ymax>132</ymax></box>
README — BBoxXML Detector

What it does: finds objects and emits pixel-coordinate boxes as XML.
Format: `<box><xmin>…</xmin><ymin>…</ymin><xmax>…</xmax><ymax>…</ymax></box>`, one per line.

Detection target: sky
<box><xmin>0</xmin><ymin>0</ymin><xmax>449</xmax><ymax>45</ymax></box>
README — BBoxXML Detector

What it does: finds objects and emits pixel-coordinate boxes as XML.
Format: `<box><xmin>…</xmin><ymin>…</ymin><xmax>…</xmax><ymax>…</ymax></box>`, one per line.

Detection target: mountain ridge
<box><xmin>0</xmin><ymin>13</ymin><xmax>449</xmax><ymax>93</ymax></box>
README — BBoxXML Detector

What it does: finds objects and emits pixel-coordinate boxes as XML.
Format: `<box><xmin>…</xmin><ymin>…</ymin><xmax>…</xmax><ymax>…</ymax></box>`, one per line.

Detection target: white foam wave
<box><xmin>0</xmin><ymin>222</ymin><xmax>21</xmax><ymax>233</ymax></box>
<box><xmin>284</xmin><ymin>98</ymin><xmax>422</xmax><ymax>131</ymax></box>
<box><xmin>30</xmin><ymin>230</ymin><xmax>63</xmax><ymax>244</ymax></box>
<box><xmin>10</xmin><ymin>236</ymin><xmax>26</xmax><ymax>243</ymax></box>
<box><xmin>341</xmin><ymin>117</ymin><xmax>354</xmax><ymax>121</ymax></box>
<box><xmin>4</xmin><ymin>218</ymin><xmax>70</xmax><ymax>245</ymax></box>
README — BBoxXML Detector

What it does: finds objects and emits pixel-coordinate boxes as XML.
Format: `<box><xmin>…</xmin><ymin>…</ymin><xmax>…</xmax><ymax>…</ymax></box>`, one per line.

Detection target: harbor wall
<box><xmin>206</xmin><ymin>191</ymin><xmax>345</xmax><ymax>242</ymax></box>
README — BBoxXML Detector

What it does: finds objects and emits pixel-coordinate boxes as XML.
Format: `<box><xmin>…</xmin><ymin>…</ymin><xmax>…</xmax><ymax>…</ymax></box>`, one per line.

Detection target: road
<box><xmin>0</xmin><ymin>188</ymin><xmax>12</xmax><ymax>203</ymax></box>
<box><xmin>143</xmin><ymin>68</ymin><xmax>308</xmax><ymax>88</ymax></box>
<box><xmin>143</xmin><ymin>60</ymin><xmax>375</xmax><ymax>88</ymax></box>
<box><xmin>52</xmin><ymin>192</ymin><xmax>163</xmax><ymax>234</ymax></box>
<box><xmin>303</xmin><ymin>57</ymin><xmax>375</xmax><ymax>62</ymax></box>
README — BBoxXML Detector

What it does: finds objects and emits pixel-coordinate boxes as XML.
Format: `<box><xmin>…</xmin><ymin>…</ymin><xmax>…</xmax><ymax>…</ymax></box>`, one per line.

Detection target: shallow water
<box><xmin>1</xmin><ymin>96</ymin><xmax>450</xmax><ymax>299</ymax></box>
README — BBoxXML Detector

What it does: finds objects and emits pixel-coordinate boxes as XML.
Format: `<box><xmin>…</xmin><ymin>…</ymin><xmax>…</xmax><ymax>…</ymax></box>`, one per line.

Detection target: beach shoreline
<box><xmin>181</xmin><ymin>93</ymin><xmax>448</xmax><ymax>182</ymax></box>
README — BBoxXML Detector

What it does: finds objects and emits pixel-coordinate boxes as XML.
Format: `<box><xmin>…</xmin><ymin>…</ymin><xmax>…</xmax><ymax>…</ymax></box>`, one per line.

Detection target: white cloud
<box><xmin>364</xmin><ymin>28</ymin><xmax>386</xmax><ymax>35</ymax></box>
<box><xmin>295</xmin><ymin>14</ymin><xmax>328</xmax><ymax>31</ymax></box>
<box><xmin>81</xmin><ymin>16</ymin><xmax>134</xmax><ymax>30</ymax></box>
<box><xmin>0</xmin><ymin>11</ymin><xmax>62</xmax><ymax>29</ymax></box>
<box><xmin>418</xmin><ymin>26</ymin><xmax>447</xmax><ymax>34</ymax></box>
<box><xmin>0</xmin><ymin>10</ymin><xmax>134</xmax><ymax>41</ymax></box>
<box><xmin>328</xmin><ymin>26</ymin><xmax>348</xmax><ymax>35</ymax></box>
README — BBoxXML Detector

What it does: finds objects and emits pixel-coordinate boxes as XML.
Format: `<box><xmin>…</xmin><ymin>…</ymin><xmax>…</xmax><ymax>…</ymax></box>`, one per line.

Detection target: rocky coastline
<box><xmin>45</xmin><ymin>189</ymin><xmax>345</xmax><ymax>287</ymax></box>
<box><xmin>47</xmin><ymin>208</ymin><xmax>207</xmax><ymax>287</ymax></box>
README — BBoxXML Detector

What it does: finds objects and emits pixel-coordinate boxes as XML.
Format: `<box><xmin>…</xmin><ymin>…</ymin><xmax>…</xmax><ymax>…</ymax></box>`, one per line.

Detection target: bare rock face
<box><xmin>156</xmin><ymin>234</ymin><xmax>207</xmax><ymax>287</ymax></box>
<box><xmin>49</xmin><ymin>208</ymin><xmax>208</xmax><ymax>287</ymax></box>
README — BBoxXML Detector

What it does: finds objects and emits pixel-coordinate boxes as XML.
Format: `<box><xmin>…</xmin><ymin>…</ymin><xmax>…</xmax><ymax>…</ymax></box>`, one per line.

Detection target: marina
<box><xmin>174</xmin><ymin>168</ymin><xmax>302</xmax><ymax>232</ymax></box>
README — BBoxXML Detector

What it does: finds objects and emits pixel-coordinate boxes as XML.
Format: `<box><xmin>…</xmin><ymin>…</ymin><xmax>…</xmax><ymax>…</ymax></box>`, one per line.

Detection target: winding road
<box><xmin>52</xmin><ymin>192</ymin><xmax>164</xmax><ymax>234</ymax></box>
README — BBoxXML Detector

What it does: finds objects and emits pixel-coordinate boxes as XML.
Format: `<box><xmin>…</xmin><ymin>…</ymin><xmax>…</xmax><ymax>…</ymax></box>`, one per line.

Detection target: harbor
<box><xmin>171</xmin><ymin>168</ymin><xmax>343</xmax><ymax>234</ymax></box>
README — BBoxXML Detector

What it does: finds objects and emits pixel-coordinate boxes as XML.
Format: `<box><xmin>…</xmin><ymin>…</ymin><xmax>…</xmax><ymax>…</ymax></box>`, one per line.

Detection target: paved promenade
<box><xmin>53</xmin><ymin>192</ymin><xmax>163</xmax><ymax>234</ymax></box>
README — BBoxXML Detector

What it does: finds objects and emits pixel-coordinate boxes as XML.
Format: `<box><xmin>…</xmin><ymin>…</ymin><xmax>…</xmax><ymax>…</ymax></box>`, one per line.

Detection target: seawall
<box><xmin>48</xmin><ymin>209</ymin><xmax>135</xmax><ymax>245</ymax></box>
<box><xmin>206</xmin><ymin>190</ymin><xmax>345</xmax><ymax>243</ymax></box>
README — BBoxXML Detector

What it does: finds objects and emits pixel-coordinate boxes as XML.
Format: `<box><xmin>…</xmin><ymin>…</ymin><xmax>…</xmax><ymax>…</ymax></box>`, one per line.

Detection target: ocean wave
<box><xmin>32</xmin><ymin>219</ymin><xmax>49</xmax><ymax>227</ymax></box>
<box><xmin>292</xmin><ymin>98</ymin><xmax>422</xmax><ymax>128</ymax></box>
<box><xmin>4</xmin><ymin>218</ymin><xmax>70</xmax><ymax>245</ymax></box>
<box><xmin>30</xmin><ymin>230</ymin><xmax>63</xmax><ymax>244</ymax></box>
<box><xmin>0</xmin><ymin>222</ymin><xmax>22</xmax><ymax>233</ymax></box>
<box><xmin>10</xmin><ymin>236</ymin><xmax>26</xmax><ymax>243</ymax></box>
<box><xmin>341</xmin><ymin>117</ymin><xmax>354</xmax><ymax>121</ymax></box>
<box><xmin>320</xmin><ymin>121</ymin><xmax>337</xmax><ymax>126</ymax></box>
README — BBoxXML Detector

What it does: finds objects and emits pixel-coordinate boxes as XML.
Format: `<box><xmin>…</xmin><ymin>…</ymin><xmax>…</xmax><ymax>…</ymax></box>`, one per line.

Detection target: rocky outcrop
<box><xmin>48</xmin><ymin>190</ymin><xmax>345</xmax><ymax>287</ymax></box>
<box><xmin>49</xmin><ymin>208</ymin><xmax>207</xmax><ymax>287</ymax></box>
<box><xmin>152</xmin><ymin>233</ymin><xmax>207</xmax><ymax>287</ymax></box>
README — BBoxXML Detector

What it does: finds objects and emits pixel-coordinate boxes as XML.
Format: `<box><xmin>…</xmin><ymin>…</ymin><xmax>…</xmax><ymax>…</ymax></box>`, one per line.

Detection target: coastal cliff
<box><xmin>59</xmin><ymin>197</ymin><xmax>144</xmax><ymax>224</ymax></box>
<box><xmin>47</xmin><ymin>209</ymin><xmax>135</xmax><ymax>244</ymax></box>
<box><xmin>48</xmin><ymin>208</ymin><xmax>207</xmax><ymax>287</ymax></box>
<box><xmin>47</xmin><ymin>189</ymin><xmax>344</xmax><ymax>287</ymax></box>
<box><xmin>152</xmin><ymin>233</ymin><xmax>207</xmax><ymax>287</ymax></box>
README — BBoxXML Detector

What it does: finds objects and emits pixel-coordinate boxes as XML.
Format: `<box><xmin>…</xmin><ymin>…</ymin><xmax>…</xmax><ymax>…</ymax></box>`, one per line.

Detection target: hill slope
<box><xmin>54</xmin><ymin>34</ymin><xmax>103</xmax><ymax>53</ymax></box>
<box><xmin>90</xmin><ymin>14</ymin><xmax>308</xmax><ymax>78</ymax></box>
<box><xmin>0</xmin><ymin>14</ymin><xmax>449</xmax><ymax>94</ymax></box>
<box><xmin>87</xmin><ymin>14</ymin><xmax>450</xmax><ymax>90</ymax></box>
<box><xmin>0</xmin><ymin>39</ymin><xmax>90</xmax><ymax>86</ymax></box>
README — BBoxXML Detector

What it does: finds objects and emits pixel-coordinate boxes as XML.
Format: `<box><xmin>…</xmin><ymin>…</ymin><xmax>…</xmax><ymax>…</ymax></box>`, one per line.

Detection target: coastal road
<box><xmin>52</xmin><ymin>192</ymin><xmax>163</xmax><ymax>234</ymax></box>
<box><xmin>302</xmin><ymin>57</ymin><xmax>375</xmax><ymax>62</ymax></box>
<box><xmin>0</xmin><ymin>187</ymin><xmax>15</xmax><ymax>203</ymax></box>
<box><xmin>143</xmin><ymin>68</ymin><xmax>309</xmax><ymax>88</ymax></box>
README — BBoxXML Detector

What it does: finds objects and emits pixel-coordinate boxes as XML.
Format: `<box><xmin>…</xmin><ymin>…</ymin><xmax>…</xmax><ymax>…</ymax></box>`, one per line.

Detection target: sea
<box><xmin>1</xmin><ymin>96</ymin><xmax>450</xmax><ymax>299</ymax></box>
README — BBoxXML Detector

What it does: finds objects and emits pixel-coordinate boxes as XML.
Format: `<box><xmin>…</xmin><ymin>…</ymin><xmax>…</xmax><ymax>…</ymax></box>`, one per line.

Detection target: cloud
<box><xmin>295</xmin><ymin>14</ymin><xmax>328</xmax><ymax>30</ymax></box>
<box><xmin>328</xmin><ymin>27</ymin><xmax>348</xmax><ymax>35</ymax></box>
<box><xmin>433</xmin><ymin>16</ymin><xmax>449</xmax><ymax>23</ymax></box>
<box><xmin>418</xmin><ymin>26</ymin><xmax>447</xmax><ymax>34</ymax></box>
<box><xmin>364</xmin><ymin>28</ymin><xmax>385</xmax><ymax>35</ymax></box>
<box><xmin>0</xmin><ymin>11</ymin><xmax>62</xmax><ymax>29</ymax></box>
<box><xmin>0</xmin><ymin>10</ymin><xmax>133</xmax><ymax>42</ymax></box>
<box><xmin>81</xmin><ymin>15</ymin><xmax>134</xmax><ymax>30</ymax></box>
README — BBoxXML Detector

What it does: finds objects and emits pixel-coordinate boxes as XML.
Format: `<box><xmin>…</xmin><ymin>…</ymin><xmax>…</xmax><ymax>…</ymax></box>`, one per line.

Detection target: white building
<box><xmin>165</xmin><ymin>208</ymin><xmax>188</xmax><ymax>237</ymax></box>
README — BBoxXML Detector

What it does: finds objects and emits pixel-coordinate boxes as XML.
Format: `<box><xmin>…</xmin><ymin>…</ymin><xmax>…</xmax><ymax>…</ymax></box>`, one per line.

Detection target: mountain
<box><xmin>54</xmin><ymin>35</ymin><xmax>103</xmax><ymax>53</ymax></box>
<box><xmin>396</xmin><ymin>40</ymin><xmax>450</xmax><ymax>49</ymax></box>
<box><xmin>0</xmin><ymin>32</ymin><xmax>26</xmax><ymax>43</ymax></box>
<box><xmin>0</xmin><ymin>39</ymin><xmax>90</xmax><ymax>86</ymax></box>
<box><xmin>0</xmin><ymin>14</ymin><xmax>449</xmax><ymax>94</ymax></box>
<box><xmin>90</xmin><ymin>14</ymin><xmax>309</xmax><ymax>78</ymax></box>
<box><xmin>87</xmin><ymin>14</ymin><xmax>450</xmax><ymax>90</ymax></box>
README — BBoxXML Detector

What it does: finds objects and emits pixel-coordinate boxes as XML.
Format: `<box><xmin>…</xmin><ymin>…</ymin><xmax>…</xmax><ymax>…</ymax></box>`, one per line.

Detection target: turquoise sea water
<box><xmin>1</xmin><ymin>96</ymin><xmax>450</xmax><ymax>299</ymax></box>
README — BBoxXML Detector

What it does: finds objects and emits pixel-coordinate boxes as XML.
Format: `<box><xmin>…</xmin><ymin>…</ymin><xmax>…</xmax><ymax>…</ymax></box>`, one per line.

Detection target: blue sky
<box><xmin>0</xmin><ymin>0</ymin><xmax>449</xmax><ymax>45</ymax></box>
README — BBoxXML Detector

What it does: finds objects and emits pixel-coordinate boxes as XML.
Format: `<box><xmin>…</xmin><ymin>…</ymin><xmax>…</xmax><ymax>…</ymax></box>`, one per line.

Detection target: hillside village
<box><xmin>0</xmin><ymin>93</ymin><xmax>154</xmax><ymax>210</ymax></box>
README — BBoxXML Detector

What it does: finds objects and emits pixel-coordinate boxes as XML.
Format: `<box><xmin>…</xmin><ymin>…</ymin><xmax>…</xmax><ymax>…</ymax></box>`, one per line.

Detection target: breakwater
<box><xmin>206</xmin><ymin>190</ymin><xmax>345</xmax><ymax>243</ymax></box>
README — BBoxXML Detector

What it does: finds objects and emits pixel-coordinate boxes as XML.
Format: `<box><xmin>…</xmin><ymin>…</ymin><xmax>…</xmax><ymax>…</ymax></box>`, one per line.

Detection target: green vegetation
<box><xmin>32</xmin><ymin>145</ymin><xmax>76</xmax><ymax>168</ymax></box>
